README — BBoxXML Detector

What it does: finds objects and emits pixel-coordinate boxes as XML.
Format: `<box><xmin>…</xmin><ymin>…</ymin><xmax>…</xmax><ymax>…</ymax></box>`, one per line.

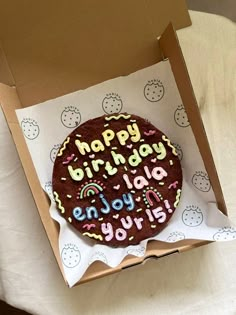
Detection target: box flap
<box><xmin>0</xmin><ymin>0</ymin><xmax>191</xmax><ymax>106</ymax></box>
<box><xmin>159</xmin><ymin>24</ymin><xmax>227</xmax><ymax>215</ymax></box>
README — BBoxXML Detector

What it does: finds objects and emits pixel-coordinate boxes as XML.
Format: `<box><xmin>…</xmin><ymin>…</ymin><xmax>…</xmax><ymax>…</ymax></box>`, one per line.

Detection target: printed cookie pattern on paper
<box><xmin>21</xmin><ymin>118</ymin><xmax>40</xmax><ymax>140</ymax></box>
<box><xmin>50</xmin><ymin>144</ymin><xmax>61</xmax><ymax>163</ymax></box>
<box><xmin>213</xmin><ymin>227</ymin><xmax>236</xmax><ymax>241</ymax></box>
<box><xmin>52</xmin><ymin>113</ymin><xmax>183</xmax><ymax>247</ymax></box>
<box><xmin>172</xmin><ymin>143</ymin><xmax>183</xmax><ymax>161</ymax></box>
<box><xmin>44</xmin><ymin>181</ymin><xmax>54</xmax><ymax>201</ymax></box>
<box><xmin>166</xmin><ymin>231</ymin><xmax>185</xmax><ymax>242</ymax></box>
<box><xmin>102</xmin><ymin>93</ymin><xmax>123</xmax><ymax>114</ymax></box>
<box><xmin>182</xmin><ymin>205</ymin><xmax>203</xmax><ymax>227</ymax></box>
<box><xmin>88</xmin><ymin>252</ymin><xmax>108</xmax><ymax>265</ymax></box>
<box><xmin>192</xmin><ymin>171</ymin><xmax>211</xmax><ymax>192</ymax></box>
<box><xmin>61</xmin><ymin>243</ymin><xmax>81</xmax><ymax>268</ymax></box>
<box><xmin>61</xmin><ymin>106</ymin><xmax>81</xmax><ymax>128</ymax></box>
<box><xmin>174</xmin><ymin>105</ymin><xmax>190</xmax><ymax>127</ymax></box>
<box><xmin>144</xmin><ymin>79</ymin><xmax>165</xmax><ymax>102</ymax></box>
<box><xmin>127</xmin><ymin>246</ymin><xmax>146</xmax><ymax>257</ymax></box>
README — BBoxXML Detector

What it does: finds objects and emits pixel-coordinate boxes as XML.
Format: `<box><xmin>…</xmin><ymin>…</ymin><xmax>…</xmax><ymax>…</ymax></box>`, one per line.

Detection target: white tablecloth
<box><xmin>0</xmin><ymin>11</ymin><xmax>236</xmax><ymax>315</ymax></box>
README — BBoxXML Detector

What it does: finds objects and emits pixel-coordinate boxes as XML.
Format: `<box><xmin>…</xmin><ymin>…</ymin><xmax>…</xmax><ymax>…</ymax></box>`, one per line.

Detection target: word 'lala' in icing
<box><xmin>123</xmin><ymin>165</ymin><xmax>167</xmax><ymax>190</ymax></box>
<box><xmin>72</xmin><ymin>193</ymin><xmax>135</xmax><ymax>221</ymax></box>
<box><xmin>67</xmin><ymin>142</ymin><xmax>167</xmax><ymax>182</ymax></box>
<box><xmin>75</xmin><ymin>123</ymin><xmax>140</xmax><ymax>155</ymax></box>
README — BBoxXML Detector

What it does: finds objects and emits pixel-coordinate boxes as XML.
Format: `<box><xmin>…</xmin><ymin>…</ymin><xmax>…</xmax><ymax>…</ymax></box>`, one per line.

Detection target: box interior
<box><xmin>0</xmin><ymin>1</ymin><xmax>226</xmax><ymax>285</ymax></box>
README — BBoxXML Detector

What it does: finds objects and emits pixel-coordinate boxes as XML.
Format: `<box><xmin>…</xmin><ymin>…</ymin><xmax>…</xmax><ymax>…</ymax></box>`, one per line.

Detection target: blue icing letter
<box><xmin>99</xmin><ymin>194</ymin><xmax>110</xmax><ymax>214</ymax></box>
<box><xmin>112</xmin><ymin>199</ymin><xmax>124</xmax><ymax>211</ymax></box>
<box><xmin>86</xmin><ymin>206</ymin><xmax>98</xmax><ymax>220</ymax></box>
<box><xmin>123</xmin><ymin>193</ymin><xmax>135</xmax><ymax>211</ymax></box>
<box><xmin>73</xmin><ymin>207</ymin><xmax>86</xmax><ymax>221</ymax></box>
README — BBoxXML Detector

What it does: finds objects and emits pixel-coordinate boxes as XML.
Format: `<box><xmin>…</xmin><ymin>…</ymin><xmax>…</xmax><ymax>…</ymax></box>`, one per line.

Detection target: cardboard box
<box><xmin>0</xmin><ymin>1</ymin><xmax>227</xmax><ymax>285</ymax></box>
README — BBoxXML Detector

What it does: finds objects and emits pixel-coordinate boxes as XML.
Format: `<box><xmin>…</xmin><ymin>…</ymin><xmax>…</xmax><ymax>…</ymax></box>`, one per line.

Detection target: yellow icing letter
<box><xmin>139</xmin><ymin>144</ymin><xmax>153</xmax><ymax>157</ymax></box>
<box><xmin>91</xmin><ymin>140</ymin><xmax>105</xmax><ymax>153</ymax></box>
<box><xmin>111</xmin><ymin>151</ymin><xmax>126</xmax><ymax>165</ymax></box>
<box><xmin>68</xmin><ymin>165</ymin><xmax>84</xmax><ymax>181</ymax></box>
<box><xmin>105</xmin><ymin>161</ymin><xmax>118</xmax><ymax>176</ymax></box>
<box><xmin>102</xmin><ymin>129</ymin><xmax>115</xmax><ymax>146</ymax></box>
<box><xmin>127</xmin><ymin>123</ymin><xmax>141</xmax><ymax>142</ymax></box>
<box><xmin>75</xmin><ymin>140</ymin><xmax>91</xmax><ymax>155</ymax></box>
<box><xmin>128</xmin><ymin>149</ymin><xmax>142</xmax><ymax>167</ymax></box>
<box><xmin>91</xmin><ymin>159</ymin><xmax>104</xmax><ymax>172</ymax></box>
<box><xmin>116</xmin><ymin>130</ymin><xmax>129</xmax><ymax>145</ymax></box>
<box><xmin>152</xmin><ymin>142</ymin><xmax>166</xmax><ymax>160</ymax></box>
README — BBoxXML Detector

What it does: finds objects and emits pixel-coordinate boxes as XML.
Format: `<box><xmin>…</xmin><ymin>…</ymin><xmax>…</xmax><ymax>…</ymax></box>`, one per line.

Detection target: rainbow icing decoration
<box><xmin>78</xmin><ymin>180</ymin><xmax>105</xmax><ymax>199</ymax></box>
<box><xmin>142</xmin><ymin>187</ymin><xmax>163</xmax><ymax>208</ymax></box>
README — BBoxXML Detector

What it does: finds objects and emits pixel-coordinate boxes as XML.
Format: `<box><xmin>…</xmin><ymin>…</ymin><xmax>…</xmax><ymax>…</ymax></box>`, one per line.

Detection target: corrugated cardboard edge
<box><xmin>159</xmin><ymin>23</ymin><xmax>227</xmax><ymax>215</ymax></box>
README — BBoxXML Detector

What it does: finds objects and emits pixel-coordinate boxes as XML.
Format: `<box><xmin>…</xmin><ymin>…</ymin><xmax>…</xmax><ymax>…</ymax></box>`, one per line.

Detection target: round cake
<box><xmin>52</xmin><ymin>113</ymin><xmax>182</xmax><ymax>247</ymax></box>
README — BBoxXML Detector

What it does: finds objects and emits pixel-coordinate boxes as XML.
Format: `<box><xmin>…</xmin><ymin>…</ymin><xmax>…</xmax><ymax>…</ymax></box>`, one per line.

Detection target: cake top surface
<box><xmin>52</xmin><ymin>113</ymin><xmax>182</xmax><ymax>247</ymax></box>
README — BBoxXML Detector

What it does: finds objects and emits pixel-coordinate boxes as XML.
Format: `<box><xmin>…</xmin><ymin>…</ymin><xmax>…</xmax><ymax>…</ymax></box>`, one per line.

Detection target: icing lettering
<box><xmin>139</xmin><ymin>144</ymin><xmax>153</xmax><ymax>157</ymax></box>
<box><xmin>99</xmin><ymin>194</ymin><xmax>110</xmax><ymax>214</ymax></box>
<box><xmin>105</xmin><ymin>161</ymin><xmax>117</xmax><ymax>175</ymax></box>
<box><xmin>151</xmin><ymin>167</ymin><xmax>168</xmax><ymax>181</ymax></box>
<box><xmin>91</xmin><ymin>140</ymin><xmax>105</xmax><ymax>152</ymax></box>
<box><xmin>121</xmin><ymin>216</ymin><xmax>133</xmax><ymax>229</ymax></box>
<box><xmin>122</xmin><ymin>193</ymin><xmax>135</xmax><ymax>211</ymax></box>
<box><xmin>117</xmin><ymin>130</ymin><xmax>129</xmax><ymax>145</ymax></box>
<box><xmin>73</xmin><ymin>207</ymin><xmax>86</xmax><ymax>221</ymax></box>
<box><xmin>115</xmin><ymin>228</ymin><xmax>127</xmax><ymax>241</ymax></box>
<box><xmin>123</xmin><ymin>174</ymin><xmax>133</xmax><ymax>189</ymax></box>
<box><xmin>112</xmin><ymin>199</ymin><xmax>124</xmax><ymax>211</ymax></box>
<box><xmin>68</xmin><ymin>165</ymin><xmax>84</xmax><ymax>181</ymax></box>
<box><xmin>133</xmin><ymin>176</ymin><xmax>149</xmax><ymax>190</ymax></box>
<box><xmin>128</xmin><ymin>149</ymin><xmax>142</xmax><ymax>167</ymax></box>
<box><xmin>134</xmin><ymin>217</ymin><xmax>144</xmax><ymax>230</ymax></box>
<box><xmin>127</xmin><ymin>123</ymin><xmax>141</xmax><ymax>142</ymax></box>
<box><xmin>111</xmin><ymin>151</ymin><xmax>126</xmax><ymax>165</ymax></box>
<box><xmin>102</xmin><ymin>129</ymin><xmax>115</xmax><ymax>146</ymax></box>
<box><xmin>92</xmin><ymin>159</ymin><xmax>105</xmax><ymax>172</ymax></box>
<box><xmin>86</xmin><ymin>206</ymin><xmax>98</xmax><ymax>220</ymax></box>
<box><xmin>101</xmin><ymin>222</ymin><xmax>113</xmax><ymax>241</ymax></box>
<box><xmin>75</xmin><ymin>140</ymin><xmax>91</xmax><ymax>155</ymax></box>
<box><xmin>152</xmin><ymin>142</ymin><xmax>166</xmax><ymax>160</ymax></box>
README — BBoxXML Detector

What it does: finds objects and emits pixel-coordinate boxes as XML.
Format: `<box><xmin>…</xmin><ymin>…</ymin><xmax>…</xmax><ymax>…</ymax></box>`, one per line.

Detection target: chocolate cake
<box><xmin>52</xmin><ymin>113</ymin><xmax>182</xmax><ymax>247</ymax></box>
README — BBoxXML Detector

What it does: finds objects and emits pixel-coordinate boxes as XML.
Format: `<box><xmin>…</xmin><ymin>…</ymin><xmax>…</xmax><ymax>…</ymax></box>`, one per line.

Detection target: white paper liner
<box><xmin>16</xmin><ymin>60</ymin><xmax>236</xmax><ymax>287</ymax></box>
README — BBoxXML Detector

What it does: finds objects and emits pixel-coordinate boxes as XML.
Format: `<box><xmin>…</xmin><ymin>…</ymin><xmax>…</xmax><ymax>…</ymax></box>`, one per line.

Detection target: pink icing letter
<box><xmin>152</xmin><ymin>167</ymin><xmax>168</xmax><ymax>181</ymax></box>
<box><xmin>121</xmin><ymin>216</ymin><xmax>133</xmax><ymax>229</ymax></box>
<box><xmin>115</xmin><ymin>228</ymin><xmax>127</xmax><ymax>241</ymax></box>
<box><xmin>101</xmin><ymin>222</ymin><xmax>114</xmax><ymax>241</ymax></box>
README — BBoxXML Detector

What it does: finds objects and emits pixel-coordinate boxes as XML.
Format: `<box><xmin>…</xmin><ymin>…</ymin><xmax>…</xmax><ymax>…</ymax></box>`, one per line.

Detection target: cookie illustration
<box><xmin>182</xmin><ymin>205</ymin><xmax>203</xmax><ymax>227</ymax></box>
<box><xmin>44</xmin><ymin>181</ymin><xmax>54</xmax><ymax>200</ymax></box>
<box><xmin>174</xmin><ymin>105</ymin><xmax>190</xmax><ymax>127</ymax></box>
<box><xmin>88</xmin><ymin>252</ymin><xmax>108</xmax><ymax>265</ymax></box>
<box><xmin>21</xmin><ymin>118</ymin><xmax>40</xmax><ymax>140</ymax></box>
<box><xmin>192</xmin><ymin>171</ymin><xmax>211</xmax><ymax>192</ymax></box>
<box><xmin>102</xmin><ymin>93</ymin><xmax>123</xmax><ymax>114</ymax></box>
<box><xmin>173</xmin><ymin>143</ymin><xmax>183</xmax><ymax>161</ymax></box>
<box><xmin>61</xmin><ymin>243</ymin><xmax>81</xmax><ymax>268</ymax></box>
<box><xmin>61</xmin><ymin>106</ymin><xmax>81</xmax><ymax>128</ymax></box>
<box><xmin>213</xmin><ymin>227</ymin><xmax>236</xmax><ymax>241</ymax></box>
<box><xmin>127</xmin><ymin>246</ymin><xmax>146</xmax><ymax>257</ymax></box>
<box><xmin>52</xmin><ymin>113</ymin><xmax>183</xmax><ymax>247</ymax></box>
<box><xmin>166</xmin><ymin>231</ymin><xmax>185</xmax><ymax>242</ymax></box>
<box><xmin>144</xmin><ymin>79</ymin><xmax>165</xmax><ymax>102</ymax></box>
<box><xmin>50</xmin><ymin>144</ymin><xmax>61</xmax><ymax>163</ymax></box>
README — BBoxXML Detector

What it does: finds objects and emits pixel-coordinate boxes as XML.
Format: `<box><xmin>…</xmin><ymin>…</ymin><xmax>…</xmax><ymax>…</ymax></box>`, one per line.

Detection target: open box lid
<box><xmin>0</xmin><ymin>0</ymin><xmax>191</xmax><ymax>105</ymax></box>
<box><xmin>0</xmin><ymin>1</ymin><xmax>226</xmax><ymax>285</ymax></box>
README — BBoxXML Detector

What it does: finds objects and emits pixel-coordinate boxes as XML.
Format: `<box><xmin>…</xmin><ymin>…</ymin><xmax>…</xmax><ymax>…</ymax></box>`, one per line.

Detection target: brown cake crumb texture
<box><xmin>52</xmin><ymin>113</ymin><xmax>182</xmax><ymax>247</ymax></box>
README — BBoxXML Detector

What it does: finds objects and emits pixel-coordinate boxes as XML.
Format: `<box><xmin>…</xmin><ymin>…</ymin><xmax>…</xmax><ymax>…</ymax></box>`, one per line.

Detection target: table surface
<box><xmin>0</xmin><ymin>11</ymin><xmax>236</xmax><ymax>315</ymax></box>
